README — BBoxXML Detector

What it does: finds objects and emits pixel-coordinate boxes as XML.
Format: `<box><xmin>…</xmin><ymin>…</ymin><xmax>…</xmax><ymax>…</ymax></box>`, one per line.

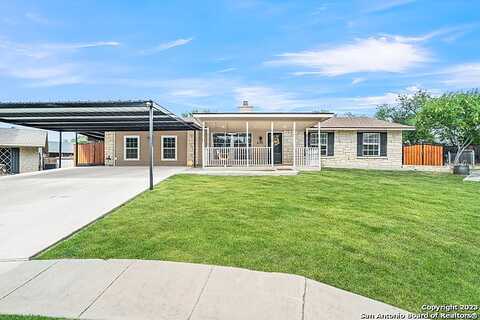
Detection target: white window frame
<box><xmin>161</xmin><ymin>135</ymin><xmax>177</xmax><ymax>161</ymax></box>
<box><xmin>308</xmin><ymin>132</ymin><xmax>328</xmax><ymax>156</ymax></box>
<box><xmin>124</xmin><ymin>135</ymin><xmax>140</xmax><ymax>161</ymax></box>
<box><xmin>362</xmin><ymin>132</ymin><xmax>381</xmax><ymax>157</ymax></box>
<box><xmin>211</xmin><ymin>132</ymin><xmax>252</xmax><ymax>148</ymax></box>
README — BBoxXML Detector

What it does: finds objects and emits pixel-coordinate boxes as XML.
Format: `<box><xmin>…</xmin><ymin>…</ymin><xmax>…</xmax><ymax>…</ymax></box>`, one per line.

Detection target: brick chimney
<box><xmin>239</xmin><ymin>100</ymin><xmax>253</xmax><ymax>113</ymax></box>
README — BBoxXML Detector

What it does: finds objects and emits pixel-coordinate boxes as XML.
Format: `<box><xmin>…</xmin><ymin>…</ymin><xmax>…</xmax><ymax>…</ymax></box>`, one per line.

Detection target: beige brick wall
<box><xmin>19</xmin><ymin>147</ymin><xmax>40</xmax><ymax>173</ymax></box>
<box><xmin>282</xmin><ymin>130</ymin><xmax>305</xmax><ymax>165</ymax></box>
<box><xmin>322</xmin><ymin>130</ymin><xmax>403</xmax><ymax>169</ymax></box>
<box><xmin>186</xmin><ymin>131</ymin><xmax>195</xmax><ymax>167</ymax></box>
<box><xmin>104</xmin><ymin>132</ymin><xmax>115</xmax><ymax>166</ymax></box>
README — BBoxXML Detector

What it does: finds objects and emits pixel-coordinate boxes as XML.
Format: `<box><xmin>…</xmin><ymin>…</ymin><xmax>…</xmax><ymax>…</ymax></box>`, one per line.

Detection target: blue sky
<box><xmin>0</xmin><ymin>0</ymin><xmax>479</xmax><ymax>118</ymax></box>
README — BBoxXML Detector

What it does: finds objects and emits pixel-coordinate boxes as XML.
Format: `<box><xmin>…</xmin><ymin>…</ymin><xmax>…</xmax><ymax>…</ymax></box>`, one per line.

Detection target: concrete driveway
<box><xmin>0</xmin><ymin>166</ymin><xmax>186</xmax><ymax>261</ymax></box>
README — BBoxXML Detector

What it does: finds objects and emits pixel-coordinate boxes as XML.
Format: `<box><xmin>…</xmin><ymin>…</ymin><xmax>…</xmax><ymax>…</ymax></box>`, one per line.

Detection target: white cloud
<box><xmin>269</xmin><ymin>37</ymin><xmax>429</xmax><ymax>76</ymax></box>
<box><xmin>140</xmin><ymin>38</ymin><xmax>193</xmax><ymax>55</ymax></box>
<box><xmin>25</xmin><ymin>12</ymin><xmax>50</xmax><ymax>24</ymax></box>
<box><xmin>364</xmin><ymin>0</ymin><xmax>415</xmax><ymax>13</ymax></box>
<box><xmin>383</xmin><ymin>25</ymin><xmax>475</xmax><ymax>43</ymax></box>
<box><xmin>233</xmin><ymin>86</ymin><xmax>317</xmax><ymax>111</ymax></box>
<box><xmin>0</xmin><ymin>39</ymin><xmax>121</xmax><ymax>86</ymax></box>
<box><xmin>216</xmin><ymin>67</ymin><xmax>237</xmax><ymax>73</ymax></box>
<box><xmin>440</xmin><ymin>63</ymin><xmax>480</xmax><ymax>88</ymax></box>
<box><xmin>351</xmin><ymin>77</ymin><xmax>366</xmax><ymax>85</ymax></box>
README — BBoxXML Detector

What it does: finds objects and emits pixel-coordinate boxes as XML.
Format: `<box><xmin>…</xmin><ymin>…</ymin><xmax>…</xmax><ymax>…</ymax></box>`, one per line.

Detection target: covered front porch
<box><xmin>193</xmin><ymin>112</ymin><xmax>333</xmax><ymax>169</ymax></box>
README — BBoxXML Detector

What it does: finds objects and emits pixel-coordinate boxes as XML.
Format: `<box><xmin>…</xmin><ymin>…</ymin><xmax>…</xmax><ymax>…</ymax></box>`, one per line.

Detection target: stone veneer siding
<box><xmin>321</xmin><ymin>130</ymin><xmax>403</xmax><ymax>169</ymax></box>
<box><xmin>282</xmin><ymin>131</ymin><xmax>305</xmax><ymax>165</ymax></box>
<box><xmin>104</xmin><ymin>132</ymin><xmax>115</xmax><ymax>166</ymax></box>
<box><xmin>19</xmin><ymin>147</ymin><xmax>40</xmax><ymax>173</ymax></box>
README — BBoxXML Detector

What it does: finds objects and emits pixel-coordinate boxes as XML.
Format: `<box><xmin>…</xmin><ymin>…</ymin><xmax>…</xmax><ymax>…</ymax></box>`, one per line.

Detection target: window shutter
<box><xmin>380</xmin><ymin>132</ymin><xmax>388</xmax><ymax>156</ymax></box>
<box><xmin>357</xmin><ymin>132</ymin><xmax>363</xmax><ymax>156</ymax></box>
<box><xmin>11</xmin><ymin>147</ymin><xmax>20</xmax><ymax>174</ymax></box>
<box><xmin>327</xmin><ymin>132</ymin><xmax>334</xmax><ymax>156</ymax></box>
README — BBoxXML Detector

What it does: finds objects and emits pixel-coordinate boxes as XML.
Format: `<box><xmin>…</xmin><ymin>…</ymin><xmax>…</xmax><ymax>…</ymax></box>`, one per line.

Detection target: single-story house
<box><xmin>104</xmin><ymin>101</ymin><xmax>415</xmax><ymax>170</ymax></box>
<box><xmin>0</xmin><ymin>128</ymin><xmax>47</xmax><ymax>174</ymax></box>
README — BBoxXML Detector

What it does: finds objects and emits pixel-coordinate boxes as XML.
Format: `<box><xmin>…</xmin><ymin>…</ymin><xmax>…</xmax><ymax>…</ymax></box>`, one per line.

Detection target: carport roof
<box><xmin>0</xmin><ymin>100</ymin><xmax>199</xmax><ymax>140</ymax></box>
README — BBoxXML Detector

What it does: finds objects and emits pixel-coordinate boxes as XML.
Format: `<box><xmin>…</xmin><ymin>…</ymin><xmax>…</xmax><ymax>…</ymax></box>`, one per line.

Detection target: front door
<box><xmin>267</xmin><ymin>133</ymin><xmax>283</xmax><ymax>164</ymax></box>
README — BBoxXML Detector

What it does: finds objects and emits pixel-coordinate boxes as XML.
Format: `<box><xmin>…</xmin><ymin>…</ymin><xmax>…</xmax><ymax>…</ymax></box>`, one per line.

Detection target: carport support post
<box><xmin>75</xmin><ymin>132</ymin><xmax>79</xmax><ymax>167</ymax></box>
<box><xmin>58</xmin><ymin>131</ymin><xmax>62</xmax><ymax>169</ymax></box>
<box><xmin>148</xmin><ymin>102</ymin><xmax>154</xmax><ymax>190</ymax></box>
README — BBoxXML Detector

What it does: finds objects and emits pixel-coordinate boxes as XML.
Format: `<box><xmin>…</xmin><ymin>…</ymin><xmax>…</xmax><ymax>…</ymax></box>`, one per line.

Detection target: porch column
<box><xmin>58</xmin><ymin>131</ymin><xmax>62</xmax><ymax>168</ymax></box>
<box><xmin>201</xmin><ymin>121</ymin><xmax>205</xmax><ymax>168</ymax></box>
<box><xmin>270</xmin><ymin>121</ymin><xmax>274</xmax><ymax>168</ymax></box>
<box><xmin>246</xmin><ymin>121</ymin><xmax>249</xmax><ymax>167</ymax></box>
<box><xmin>293</xmin><ymin>122</ymin><xmax>296</xmax><ymax>168</ymax></box>
<box><xmin>318</xmin><ymin>121</ymin><xmax>321</xmax><ymax>170</ymax></box>
<box><xmin>148</xmin><ymin>102</ymin><xmax>154</xmax><ymax>190</ymax></box>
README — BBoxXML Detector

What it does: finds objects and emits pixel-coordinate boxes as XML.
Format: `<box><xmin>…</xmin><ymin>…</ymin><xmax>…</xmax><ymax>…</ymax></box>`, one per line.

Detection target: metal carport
<box><xmin>0</xmin><ymin>100</ymin><xmax>199</xmax><ymax>189</ymax></box>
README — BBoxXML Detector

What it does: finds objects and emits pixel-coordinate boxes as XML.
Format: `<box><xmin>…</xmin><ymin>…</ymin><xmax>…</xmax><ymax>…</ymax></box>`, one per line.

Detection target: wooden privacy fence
<box><xmin>75</xmin><ymin>142</ymin><xmax>105</xmax><ymax>166</ymax></box>
<box><xmin>403</xmin><ymin>144</ymin><xmax>443</xmax><ymax>166</ymax></box>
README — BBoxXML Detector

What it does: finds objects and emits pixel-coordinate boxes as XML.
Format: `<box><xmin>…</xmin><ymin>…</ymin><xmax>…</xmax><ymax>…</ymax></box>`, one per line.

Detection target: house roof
<box><xmin>316</xmin><ymin>117</ymin><xmax>415</xmax><ymax>131</ymax></box>
<box><xmin>192</xmin><ymin>112</ymin><xmax>333</xmax><ymax>121</ymax></box>
<box><xmin>0</xmin><ymin>128</ymin><xmax>47</xmax><ymax>147</ymax></box>
<box><xmin>0</xmin><ymin>100</ymin><xmax>199</xmax><ymax>140</ymax></box>
<box><xmin>48</xmin><ymin>141</ymin><xmax>74</xmax><ymax>154</ymax></box>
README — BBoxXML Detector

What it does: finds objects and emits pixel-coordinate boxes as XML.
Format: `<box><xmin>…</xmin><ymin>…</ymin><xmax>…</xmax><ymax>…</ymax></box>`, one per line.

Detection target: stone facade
<box><xmin>109</xmin><ymin>129</ymin><xmax>405</xmax><ymax>170</ymax></box>
<box><xmin>282</xmin><ymin>130</ymin><xmax>305</xmax><ymax>165</ymax></box>
<box><xmin>186</xmin><ymin>131</ymin><xmax>195</xmax><ymax>167</ymax></box>
<box><xmin>321</xmin><ymin>130</ymin><xmax>403</xmax><ymax>169</ymax></box>
<box><xmin>19</xmin><ymin>147</ymin><xmax>40</xmax><ymax>173</ymax></box>
<box><xmin>104</xmin><ymin>132</ymin><xmax>115</xmax><ymax>166</ymax></box>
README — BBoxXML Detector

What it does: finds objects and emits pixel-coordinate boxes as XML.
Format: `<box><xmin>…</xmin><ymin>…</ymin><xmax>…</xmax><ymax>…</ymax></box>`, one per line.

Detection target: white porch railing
<box><xmin>204</xmin><ymin>146</ymin><xmax>321</xmax><ymax>168</ymax></box>
<box><xmin>205</xmin><ymin>147</ymin><xmax>271</xmax><ymax>167</ymax></box>
<box><xmin>295</xmin><ymin>147</ymin><xmax>320</xmax><ymax>167</ymax></box>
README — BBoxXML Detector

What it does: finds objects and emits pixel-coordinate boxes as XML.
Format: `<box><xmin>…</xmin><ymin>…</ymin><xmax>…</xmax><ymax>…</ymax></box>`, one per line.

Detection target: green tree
<box><xmin>375</xmin><ymin>90</ymin><xmax>432</xmax><ymax>143</ymax></box>
<box><xmin>417</xmin><ymin>90</ymin><xmax>480</xmax><ymax>165</ymax></box>
<box><xmin>181</xmin><ymin>108</ymin><xmax>211</xmax><ymax>118</ymax></box>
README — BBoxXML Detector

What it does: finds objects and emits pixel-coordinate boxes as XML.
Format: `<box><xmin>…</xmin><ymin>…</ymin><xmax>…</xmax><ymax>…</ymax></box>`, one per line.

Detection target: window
<box><xmin>124</xmin><ymin>136</ymin><xmax>139</xmax><ymax>160</ymax></box>
<box><xmin>308</xmin><ymin>132</ymin><xmax>328</xmax><ymax>156</ymax></box>
<box><xmin>161</xmin><ymin>136</ymin><xmax>177</xmax><ymax>160</ymax></box>
<box><xmin>212</xmin><ymin>133</ymin><xmax>251</xmax><ymax>147</ymax></box>
<box><xmin>362</xmin><ymin>133</ymin><xmax>380</xmax><ymax>156</ymax></box>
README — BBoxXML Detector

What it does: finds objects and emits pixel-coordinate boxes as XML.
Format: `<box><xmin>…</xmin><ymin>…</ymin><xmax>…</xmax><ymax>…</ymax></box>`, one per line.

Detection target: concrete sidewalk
<box><xmin>0</xmin><ymin>259</ymin><xmax>409</xmax><ymax>320</ymax></box>
<box><xmin>464</xmin><ymin>170</ymin><xmax>480</xmax><ymax>182</ymax></box>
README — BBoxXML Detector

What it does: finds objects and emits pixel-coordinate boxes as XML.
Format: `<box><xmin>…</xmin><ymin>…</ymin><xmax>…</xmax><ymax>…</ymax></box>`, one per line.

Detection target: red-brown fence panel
<box><xmin>75</xmin><ymin>142</ymin><xmax>104</xmax><ymax>166</ymax></box>
<box><xmin>403</xmin><ymin>144</ymin><xmax>443</xmax><ymax>166</ymax></box>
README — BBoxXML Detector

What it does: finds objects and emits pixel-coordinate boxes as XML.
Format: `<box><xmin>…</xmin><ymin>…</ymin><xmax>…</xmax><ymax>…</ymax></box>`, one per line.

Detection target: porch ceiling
<box><xmin>201</xmin><ymin>119</ymin><xmax>328</xmax><ymax>131</ymax></box>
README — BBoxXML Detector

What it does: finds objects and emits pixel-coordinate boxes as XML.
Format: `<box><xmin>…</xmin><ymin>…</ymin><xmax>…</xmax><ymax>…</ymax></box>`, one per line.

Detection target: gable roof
<box><xmin>0</xmin><ymin>128</ymin><xmax>47</xmax><ymax>147</ymax></box>
<box><xmin>317</xmin><ymin>117</ymin><xmax>415</xmax><ymax>131</ymax></box>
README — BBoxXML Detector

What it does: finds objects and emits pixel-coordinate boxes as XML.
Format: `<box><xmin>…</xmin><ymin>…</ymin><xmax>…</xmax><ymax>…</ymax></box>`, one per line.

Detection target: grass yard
<box><xmin>39</xmin><ymin>169</ymin><xmax>480</xmax><ymax>312</ymax></box>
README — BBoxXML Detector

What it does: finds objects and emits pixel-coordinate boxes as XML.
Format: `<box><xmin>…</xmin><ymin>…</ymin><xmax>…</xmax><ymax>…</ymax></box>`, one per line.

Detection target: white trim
<box><xmin>124</xmin><ymin>135</ymin><xmax>140</xmax><ymax>161</ymax></box>
<box><xmin>211</xmin><ymin>132</ymin><xmax>252</xmax><ymax>148</ymax></box>
<box><xmin>362</xmin><ymin>132</ymin><xmax>381</xmax><ymax>157</ymax></box>
<box><xmin>161</xmin><ymin>135</ymin><xmax>177</xmax><ymax>161</ymax></box>
<box><xmin>316</xmin><ymin>127</ymin><xmax>413</xmax><ymax>131</ymax></box>
<box><xmin>193</xmin><ymin>113</ymin><xmax>332</xmax><ymax>119</ymax></box>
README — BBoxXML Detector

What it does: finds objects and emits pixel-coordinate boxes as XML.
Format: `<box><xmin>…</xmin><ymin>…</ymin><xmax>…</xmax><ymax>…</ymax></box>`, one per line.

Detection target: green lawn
<box><xmin>39</xmin><ymin>169</ymin><xmax>480</xmax><ymax>312</ymax></box>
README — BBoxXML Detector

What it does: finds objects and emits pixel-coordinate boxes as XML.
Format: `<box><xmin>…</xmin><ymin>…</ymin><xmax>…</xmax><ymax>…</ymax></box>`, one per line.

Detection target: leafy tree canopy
<box><xmin>417</xmin><ymin>90</ymin><xmax>480</xmax><ymax>164</ymax></box>
<box><xmin>375</xmin><ymin>89</ymin><xmax>432</xmax><ymax>144</ymax></box>
<box><xmin>181</xmin><ymin>108</ymin><xmax>211</xmax><ymax>118</ymax></box>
